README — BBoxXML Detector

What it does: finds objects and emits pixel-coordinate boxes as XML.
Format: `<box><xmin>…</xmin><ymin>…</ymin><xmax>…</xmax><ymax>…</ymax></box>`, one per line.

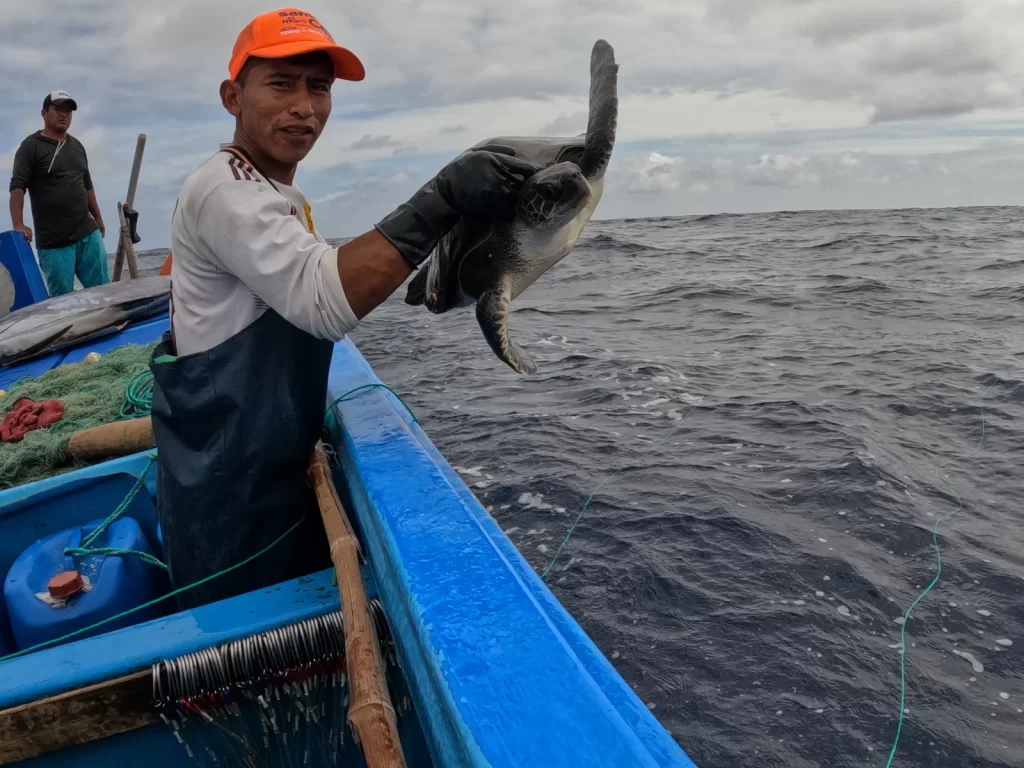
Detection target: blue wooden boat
<box><xmin>0</xmin><ymin>233</ymin><xmax>699</xmax><ymax>767</ymax></box>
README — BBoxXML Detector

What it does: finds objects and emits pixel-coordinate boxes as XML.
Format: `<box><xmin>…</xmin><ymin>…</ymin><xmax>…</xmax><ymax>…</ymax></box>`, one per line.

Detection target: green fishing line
<box><xmin>118</xmin><ymin>369</ymin><xmax>154</xmax><ymax>419</ymax></box>
<box><xmin>324</xmin><ymin>383</ymin><xmax>418</xmax><ymax>423</ymax></box>
<box><xmin>541</xmin><ymin>404</ymin><xmax>698</xmax><ymax>580</ymax></box>
<box><xmin>883</xmin><ymin>386</ymin><xmax>991</xmax><ymax>767</ymax></box>
<box><xmin>61</xmin><ymin>455</ymin><xmax>166</xmax><ymax>569</ymax></box>
<box><xmin>0</xmin><ymin>342</ymin><xmax>159</xmax><ymax>489</ymax></box>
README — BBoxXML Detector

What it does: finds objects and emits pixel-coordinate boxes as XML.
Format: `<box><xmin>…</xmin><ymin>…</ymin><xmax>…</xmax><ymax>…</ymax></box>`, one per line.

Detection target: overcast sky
<box><xmin>2</xmin><ymin>0</ymin><xmax>1023</xmax><ymax>251</ymax></box>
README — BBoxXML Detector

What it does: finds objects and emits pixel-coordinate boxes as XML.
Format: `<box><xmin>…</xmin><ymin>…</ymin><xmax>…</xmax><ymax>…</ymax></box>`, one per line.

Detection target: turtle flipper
<box><xmin>405</xmin><ymin>218</ymin><xmax>497</xmax><ymax>314</ymax></box>
<box><xmin>579</xmin><ymin>40</ymin><xmax>618</xmax><ymax>179</ymax></box>
<box><xmin>403</xmin><ymin>223</ymin><xmax>464</xmax><ymax>314</ymax></box>
<box><xmin>475</xmin><ymin>276</ymin><xmax>538</xmax><ymax>375</ymax></box>
<box><xmin>404</xmin><ymin>265</ymin><xmax>430</xmax><ymax>306</ymax></box>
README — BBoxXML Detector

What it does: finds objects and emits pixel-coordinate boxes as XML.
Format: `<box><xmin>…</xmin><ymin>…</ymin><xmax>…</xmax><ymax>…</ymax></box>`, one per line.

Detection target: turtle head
<box><xmin>516</xmin><ymin>162</ymin><xmax>592</xmax><ymax>229</ymax></box>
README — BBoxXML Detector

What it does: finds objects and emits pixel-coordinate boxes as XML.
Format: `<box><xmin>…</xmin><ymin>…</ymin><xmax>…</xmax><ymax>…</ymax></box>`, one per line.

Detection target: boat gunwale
<box><xmin>326</xmin><ymin>339</ymin><xmax>698</xmax><ymax>768</ymax></box>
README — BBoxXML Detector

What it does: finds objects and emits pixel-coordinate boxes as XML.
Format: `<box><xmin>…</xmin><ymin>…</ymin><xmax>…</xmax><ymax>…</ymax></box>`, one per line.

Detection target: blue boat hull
<box><xmin>0</xmin><ymin>310</ymin><xmax>698</xmax><ymax>768</ymax></box>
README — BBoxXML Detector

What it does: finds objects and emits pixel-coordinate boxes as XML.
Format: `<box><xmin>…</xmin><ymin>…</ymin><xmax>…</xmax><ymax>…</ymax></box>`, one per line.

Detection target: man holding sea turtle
<box><xmin>151</xmin><ymin>7</ymin><xmax>539</xmax><ymax>607</ymax></box>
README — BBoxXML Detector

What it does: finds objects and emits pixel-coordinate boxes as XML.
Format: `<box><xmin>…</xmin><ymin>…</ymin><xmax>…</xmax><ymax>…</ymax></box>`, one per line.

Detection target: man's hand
<box><xmin>96</xmin><ymin>220</ymin><xmax>105</xmax><ymax>238</ymax></box>
<box><xmin>432</xmin><ymin>149</ymin><xmax>540</xmax><ymax>219</ymax></box>
<box><xmin>374</xmin><ymin>148</ymin><xmax>541</xmax><ymax>269</ymax></box>
<box><xmin>329</xmin><ymin>147</ymin><xmax>540</xmax><ymax>325</ymax></box>
<box><xmin>14</xmin><ymin>224</ymin><xmax>32</xmax><ymax>244</ymax></box>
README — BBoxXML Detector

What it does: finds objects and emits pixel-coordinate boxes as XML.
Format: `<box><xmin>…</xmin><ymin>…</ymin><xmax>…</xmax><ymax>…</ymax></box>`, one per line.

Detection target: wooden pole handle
<box><xmin>124</xmin><ymin>134</ymin><xmax>146</xmax><ymax>209</ymax></box>
<box><xmin>307</xmin><ymin>442</ymin><xmax>408</xmax><ymax>768</ymax></box>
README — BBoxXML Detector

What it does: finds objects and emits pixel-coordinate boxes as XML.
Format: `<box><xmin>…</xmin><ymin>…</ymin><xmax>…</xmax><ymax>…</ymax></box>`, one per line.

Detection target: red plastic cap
<box><xmin>48</xmin><ymin>571</ymin><xmax>84</xmax><ymax>599</ymax></box>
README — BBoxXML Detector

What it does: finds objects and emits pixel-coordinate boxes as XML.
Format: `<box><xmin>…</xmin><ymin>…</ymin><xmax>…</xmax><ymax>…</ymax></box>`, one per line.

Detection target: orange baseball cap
<box><xmin>228</xmin><ymin>8</ymin><xmax>365</xmax><ymax>82</ymax></box>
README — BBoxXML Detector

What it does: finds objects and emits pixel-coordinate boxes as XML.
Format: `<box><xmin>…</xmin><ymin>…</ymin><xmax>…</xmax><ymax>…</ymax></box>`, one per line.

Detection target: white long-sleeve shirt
<box><xmin>167</xmin><ymin>147</ymin><xmax>358</xmax><ymax>356</ymax></box>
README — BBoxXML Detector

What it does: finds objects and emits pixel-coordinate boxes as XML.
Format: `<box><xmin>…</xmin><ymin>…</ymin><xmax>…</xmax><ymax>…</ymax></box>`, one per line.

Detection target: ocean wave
<box><xmin>969</xmin><ymin>285</ymin><xmax>1024</xmax><ymax>302</ymax></box>
<box><xmin>328</xmin><ymin>206</ymin><xmax>1024</xmax><ymax>768</ymax></box>
<box><xmin>625</xmin><ymin>283</ymin><xmax>748</xmax><ymax>303</ymax></box>
<box><xmin>578</xmin><ymin>232</ymin><xmax>667</xmax><ymax>253</ymax></box>
<box><xmin>815</xmin><ymin>278</ymin><xmax>893</xmax><ymax>295</ymax></box>
<box><xmin>976</xmin><ymin>258</ymin><xmax>1024</xmax><ymax>271</ymax></box>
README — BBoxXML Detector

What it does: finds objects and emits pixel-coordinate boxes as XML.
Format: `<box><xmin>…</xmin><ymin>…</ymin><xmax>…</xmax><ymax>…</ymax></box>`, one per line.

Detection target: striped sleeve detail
<box><xmin>227</xmin><ymin>156</ymin><xmax>261</xmax><ymax>183</ymax></box>
<box><xmin>250</xmin><ymin>291</ymin><xmax>269</xmax><ymax>311</ymax></box>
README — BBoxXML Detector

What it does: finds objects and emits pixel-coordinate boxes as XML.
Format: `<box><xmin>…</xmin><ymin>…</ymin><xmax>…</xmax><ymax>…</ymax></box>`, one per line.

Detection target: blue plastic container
<box><xmin>0</xmin><ymin>229</ymin><xmax>49</xmax><ymax>313</ymax></box>
<box><xmin>3</xmin><ymin>517</ymin><xmax>166</xmax><ymax>651</ymax></box>
<box><xmin>152</xmin><ymin>521</ymin><xmax>166</xmax><ymax>562</ymax></box>
<box><xmin>0</xmin><ymin>588</ymin><xmax>14</xmax><ymax>657</ymax></box>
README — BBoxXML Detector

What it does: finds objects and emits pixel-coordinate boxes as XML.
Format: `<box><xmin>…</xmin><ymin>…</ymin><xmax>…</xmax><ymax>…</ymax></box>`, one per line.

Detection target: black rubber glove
<box><xmin>375</xmin><ymin>148</ymin><xmax>540</xmax><ymax>269</ymax></box>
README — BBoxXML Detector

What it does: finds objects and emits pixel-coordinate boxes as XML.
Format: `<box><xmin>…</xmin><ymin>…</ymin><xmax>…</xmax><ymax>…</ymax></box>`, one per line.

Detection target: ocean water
<box><xmin>139</xmin><ymin>206</ymin><xmax>1024</xmax><ymax>767</ymax></box>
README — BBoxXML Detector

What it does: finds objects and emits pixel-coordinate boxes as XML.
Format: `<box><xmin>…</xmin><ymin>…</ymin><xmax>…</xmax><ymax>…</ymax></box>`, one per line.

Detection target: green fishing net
<box><xmin>0</xmin><ymin>342</ymin><xmax>158</xmax><ymax>490</ymax></box>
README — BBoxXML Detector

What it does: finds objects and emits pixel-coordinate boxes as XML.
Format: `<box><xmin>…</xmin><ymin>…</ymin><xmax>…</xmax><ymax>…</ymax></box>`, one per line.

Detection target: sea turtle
<box><xmin>405</xmin><ymin>39</ymin><xmax>618</xmax><ymax>374</ymax></box>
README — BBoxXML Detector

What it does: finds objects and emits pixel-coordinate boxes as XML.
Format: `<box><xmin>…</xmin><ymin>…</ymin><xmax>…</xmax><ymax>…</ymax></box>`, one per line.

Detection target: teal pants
<box><xmin>37</xmin><ymin>228</ymin><xmax>110</xmax><ymax>297</ymax></box>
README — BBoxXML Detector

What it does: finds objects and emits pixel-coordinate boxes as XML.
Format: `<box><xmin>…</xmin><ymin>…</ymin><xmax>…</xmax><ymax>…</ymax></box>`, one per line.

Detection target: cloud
<box><xmin>626</xmin><ymin>152</ymin><xmax>686</xmax><ymax>194</ymax></box>
<box><xmin>348</xmin><ymin>134</ymin><xmax>403</xmax><ymax>150</ymax></box>
<box><xmin>540</xmin><ymin>112</ymin><xmax>589</xmax><ymax>136</ymax></box>
<box><xmin>1</xmin><ymin>0</ymin><xmax>1024</xmax><ymax>249</ymax></box>
<box><xmin>311</xmin><ymin>190</ymin><xmax>353</xmax><ymax>205</ymax></box>
<box><xmin>606</xmin><ymin>139</ymin><xmax>1024</xmax><ymax>220</ymax></box>
<box><xmin>742</xmin><ymin>154</ymin><xmax>821</xmax><ymax>188</ymax></box>
<box><xmin>620</xmin><ymin>148</ymin><xmax>899</xmax><ymax>196</ymax></box>
<box><xmin>799</xmin><ymin>1</ymin><xmax>964</xmax><ymax>45</ymax></box>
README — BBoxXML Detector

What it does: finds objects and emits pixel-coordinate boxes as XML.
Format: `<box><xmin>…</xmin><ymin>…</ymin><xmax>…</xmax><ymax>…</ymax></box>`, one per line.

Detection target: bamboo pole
<box><xmin>307</xmin><ymin>442</ymin><xmax>408</xmax><ymax>768</ymax></box>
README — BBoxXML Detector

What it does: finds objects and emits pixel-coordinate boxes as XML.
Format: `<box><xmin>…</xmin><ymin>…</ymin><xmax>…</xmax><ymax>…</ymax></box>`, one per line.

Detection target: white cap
<box><xmin>43</xmin><ymin>90</ymin><xmax>77</xmax><ymax>110</ymax></box>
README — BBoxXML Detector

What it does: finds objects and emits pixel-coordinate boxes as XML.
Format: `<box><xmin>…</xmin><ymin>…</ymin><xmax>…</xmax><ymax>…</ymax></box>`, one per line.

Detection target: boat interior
<box><xmin>0</xmin><ymin>312</ymin><xmax>440</xmax><ymax>766</ymax></box>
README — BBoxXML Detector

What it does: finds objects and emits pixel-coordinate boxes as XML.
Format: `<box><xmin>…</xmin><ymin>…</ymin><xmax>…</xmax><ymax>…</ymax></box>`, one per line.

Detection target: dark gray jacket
<box><xmin>9</xmin><ymin>131</ymin><xmax>99</xmax><ymax>250</ymax></box>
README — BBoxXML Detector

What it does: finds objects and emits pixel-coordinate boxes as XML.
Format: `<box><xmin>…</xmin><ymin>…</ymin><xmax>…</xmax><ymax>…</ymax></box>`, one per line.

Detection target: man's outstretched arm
<box><xmin>199</xmin><ymin>148</ymin><xmax>538</xmax><ymax>339</ymax></box>
<box><xmin>334</xmin><ymin>230</ymin><xmax>411</xmax><ymax>320</ymax></box>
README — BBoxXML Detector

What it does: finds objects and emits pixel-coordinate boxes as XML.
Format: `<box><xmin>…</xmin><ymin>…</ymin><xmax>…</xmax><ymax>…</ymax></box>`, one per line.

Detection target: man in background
<box><xmin>8</xmin><ymin>91</ymin><xmax>109</xmax><ymax>296</ymax></box>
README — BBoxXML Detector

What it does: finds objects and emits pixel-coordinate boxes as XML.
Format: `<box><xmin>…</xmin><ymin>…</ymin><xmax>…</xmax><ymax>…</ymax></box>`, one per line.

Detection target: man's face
<box><xmin>43</xmin><ymin>103</ymin><xmax>73</xmax><ymax>132</ymax></box>
<box><xmin>225</xmin><ymin>54</ymin><xmax>333</xmax><ymax>165</ymax></box>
